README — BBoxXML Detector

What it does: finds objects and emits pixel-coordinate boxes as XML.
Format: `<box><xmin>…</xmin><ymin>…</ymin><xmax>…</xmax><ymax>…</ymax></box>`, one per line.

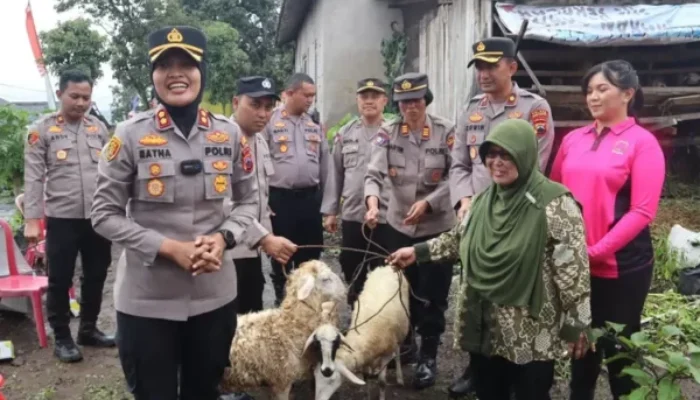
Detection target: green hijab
<box><xmin>462</xmin><ymin>118</ymin><xmax>569</xmax><ymax>318</ymax></box>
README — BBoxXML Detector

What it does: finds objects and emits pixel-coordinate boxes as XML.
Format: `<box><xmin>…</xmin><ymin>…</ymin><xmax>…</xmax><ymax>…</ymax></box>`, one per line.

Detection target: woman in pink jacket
<box><xmin>550</xmin><ymin>60</ymin><xmax>665</xmax><ymax>400</ymax></box>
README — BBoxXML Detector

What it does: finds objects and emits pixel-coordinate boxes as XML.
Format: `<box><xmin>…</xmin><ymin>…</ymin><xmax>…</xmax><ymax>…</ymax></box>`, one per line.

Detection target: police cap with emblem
<box><xmin>357</xmin><ymin>78</ymin><xmax>386</xmax><ymax>94</ymax></box>
<box><xmin>392</xmin><ymin>72</ymin><xmax>433</xmax><ymax>106</ymax></box>
<box><xmin>468</xmin><ymin>37</ymin><xmax>516</xmax><ymax>67</ymax></box>
<box><xmin>148</xmin><ymin>26</ymin><xmax>207</xmax><ymax>64</ymax></box>
<box><xmin>237</xmin><ymin>76</ymin><xmax>280</xmax><ymax>100</ymax></box>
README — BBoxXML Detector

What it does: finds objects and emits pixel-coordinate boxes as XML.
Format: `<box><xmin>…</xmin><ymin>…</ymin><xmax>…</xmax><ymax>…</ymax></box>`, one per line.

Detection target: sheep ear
<box><xmin>303</xmin><ymin>333</ymin><xmax>316</xmax><ymax>355</ymax></box>
<box><xmin>337</xmin><ymin>360</ymin><xmax>365</xmax><ymax>385</ymax></box>
<box><xmin>297</xmin><ymin>275</ymin><xmax>315</xmax><ymax>300</ymax></box>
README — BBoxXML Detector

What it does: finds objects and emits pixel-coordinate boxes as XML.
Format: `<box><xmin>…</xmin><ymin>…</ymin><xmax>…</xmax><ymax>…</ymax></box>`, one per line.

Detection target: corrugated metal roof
<box><xmin>276</xmin><ymin>0</ymin><xmax>316</xmax><ymax>45</ymax></box>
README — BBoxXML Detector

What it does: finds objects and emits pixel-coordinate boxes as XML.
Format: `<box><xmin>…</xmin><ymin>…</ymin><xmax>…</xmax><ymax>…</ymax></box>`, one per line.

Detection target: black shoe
<box><xmin>219</xmin><ymin>393</ymin><xmax>255</xmax><ymax>400</ymax></box>
<box><xmin>413</xmin><ymin>358</ymin><xmax>437</xmax><ymax>390</ymax></box>
<box><xmin>412</xmin><ymin>336</ymin><xmax>439</xmax><ymax>390</ymax></box>
<box><xmin>76</xmin><ymin>323</ymin><xmax>116</xmax><ymax>348</ymax></box>
<box><xmin>54</xmin><ymin>335</ymin><xmax>83</xmax><ymax>363</ymax></box>
<box><xmin>448</xmin><ymin>366</ymin><xmax>475</xmax><ymax>398</ymax></box>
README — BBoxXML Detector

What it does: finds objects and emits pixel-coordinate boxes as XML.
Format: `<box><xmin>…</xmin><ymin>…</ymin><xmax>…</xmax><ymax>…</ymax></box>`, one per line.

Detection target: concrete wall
<box><xmin>293</xmin><ymin>0</ymin><xmax>403</xmax><ymax>127</ymax></box>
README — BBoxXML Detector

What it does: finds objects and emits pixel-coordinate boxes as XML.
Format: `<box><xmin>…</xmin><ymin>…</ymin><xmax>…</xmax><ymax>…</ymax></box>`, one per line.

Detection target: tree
<box><xmin>57</xmin><ymin>0</ymin><xmax>195</xmax><ymax>117</ymax></box>
<box><xmin>0</xmin><ymin>106</ymin><xmax>31</xmax><ymax>195</ymax></box>
<box><xmin>181</xmin><ymin>0</ymin><xmax>294</xmax><ymax>88</ymax></box>
<box><xmin>203</xmin><ymin>21</ymin><xmax>250</xmax><ymax>112</ymax></box>
<box><xmin>110</xmin><ymin>85</ymin><xmax>140</xmax><ymax>123</ymax></box>
<box><xmin>40</xmin><ymin>18</ymin><xmax>109</xmax><ymax>81</ymax></box>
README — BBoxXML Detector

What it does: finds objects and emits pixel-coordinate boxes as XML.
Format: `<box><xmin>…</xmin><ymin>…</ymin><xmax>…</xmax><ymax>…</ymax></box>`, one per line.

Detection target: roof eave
<box><xmin>276</xmin><ymin>0</ymin><xmax>315</xmax><ymax>45</ymax></box>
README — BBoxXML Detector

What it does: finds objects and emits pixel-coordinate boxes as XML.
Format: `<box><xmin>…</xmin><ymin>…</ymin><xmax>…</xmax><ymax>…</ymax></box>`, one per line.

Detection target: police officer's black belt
<box><xmin>180</xmin><ymin>159</ymin><xmax>203</xmax><ymax>175</ymax></box>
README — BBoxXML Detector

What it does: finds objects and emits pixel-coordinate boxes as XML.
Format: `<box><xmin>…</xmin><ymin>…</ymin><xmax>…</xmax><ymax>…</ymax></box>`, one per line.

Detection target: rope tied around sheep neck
<box><xmin>286</xmin><ymin>220</ymin><xmax>430</xmax><ymax>308</ymax></box>
<box><xmin>286</xmin><ymin>221</ymin><xmax>430</xmax><ymax>356</ymax></box>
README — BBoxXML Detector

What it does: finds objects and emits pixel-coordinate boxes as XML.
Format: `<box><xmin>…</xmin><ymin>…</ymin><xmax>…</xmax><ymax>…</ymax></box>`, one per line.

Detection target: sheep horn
<box><xmin>303</xmin><ymin>333</ymin><xmax>316</xmax><ymax>355</ymax></box>
<box><xmin>337</xmin><ymin>360</ymin><xmax>365</xmax><ymax>385</ymax></box>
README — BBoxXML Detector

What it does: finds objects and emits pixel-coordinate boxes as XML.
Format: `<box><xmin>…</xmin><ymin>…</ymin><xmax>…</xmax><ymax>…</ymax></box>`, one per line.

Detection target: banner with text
<box><xmin>495</xmin><ymin>2</ymin><xmax>700</xmax><ymax>47</ymax></box>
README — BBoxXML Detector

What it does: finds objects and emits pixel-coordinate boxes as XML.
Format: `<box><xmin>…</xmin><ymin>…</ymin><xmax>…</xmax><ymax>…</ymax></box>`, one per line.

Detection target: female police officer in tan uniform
<box><xmin>91</xmin><ymin>26</ymin><xmax>295</xmax><ymax>399</ymax></box>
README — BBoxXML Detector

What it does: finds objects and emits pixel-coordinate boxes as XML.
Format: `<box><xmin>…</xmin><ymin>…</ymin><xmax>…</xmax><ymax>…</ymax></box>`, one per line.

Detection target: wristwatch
<box><xmin>218</xmin><ymin>230</ymin><xmax>236</xmax><ymax>250</ymax></box>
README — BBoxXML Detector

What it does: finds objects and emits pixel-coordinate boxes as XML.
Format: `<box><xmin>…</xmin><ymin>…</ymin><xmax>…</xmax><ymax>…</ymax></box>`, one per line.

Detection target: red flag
<box><xmin>25</xmin><ymin>0</ymin><xmax>47</xmax><ymax>77</ymax></box>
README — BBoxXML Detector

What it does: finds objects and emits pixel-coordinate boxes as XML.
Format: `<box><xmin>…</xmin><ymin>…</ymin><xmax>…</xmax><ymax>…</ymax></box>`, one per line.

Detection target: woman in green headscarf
<box><xmin>388</xmin><ymin>119</ymin><xmax>592</xmax><ymax>400</ymax></box>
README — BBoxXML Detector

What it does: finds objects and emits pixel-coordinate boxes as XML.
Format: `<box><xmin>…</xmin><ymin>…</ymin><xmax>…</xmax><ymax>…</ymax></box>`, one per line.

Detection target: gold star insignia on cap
<box><xmin>367</xmin><ymin>80</ymin><xmax>375</xmax><ymax>87</ymax></box>
<box><xmin>167</xmin><ymin>28</ymin><xmax>183</xmax><ymax>43</ymax></box>
<box><xmin>401</xmin><ymin>80</ymin><xmax>412</xmax><ymax>90</ymax></box>
<box><xmin>476</xmin><ymin>42</ymin><xmax>486</xmax><ymax>52</ymax></box>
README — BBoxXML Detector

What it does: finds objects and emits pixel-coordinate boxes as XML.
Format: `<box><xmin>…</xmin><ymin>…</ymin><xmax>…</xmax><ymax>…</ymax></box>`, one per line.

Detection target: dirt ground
<box><xmin>1</xmin><ymin>229</ymin><xmax>698</xmax><ymax>400</ymax></box>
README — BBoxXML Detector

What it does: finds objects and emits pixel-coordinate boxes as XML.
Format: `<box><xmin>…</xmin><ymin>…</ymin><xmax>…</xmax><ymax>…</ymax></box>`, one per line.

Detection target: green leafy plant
<box><xmin>380</xmin><ymin>25</ymin><xmax>407</xmax><ymax>114</ymax></box>
<box><xmin>593</xmin><ymin>322</ymin><xmax>700</xmax><ymax>400</ymax></box>
<box><xmin>0</xmin><ymin>106</ymin><xmax>31</xmax><ymax>196</ymax></box>
<box><xmin>326</xmin><ymin>113</ymin><xmax>355</xmax><ymax>144</ymax></box>
<box><xmin>651</xmin><ymin>235</ymin><xmax>683</xmax><ymax>292</ymax></box>
<box><xmin>642</xmin><ymin>292</ymin><xmax>700</xmax><ymax>350</ymax></box>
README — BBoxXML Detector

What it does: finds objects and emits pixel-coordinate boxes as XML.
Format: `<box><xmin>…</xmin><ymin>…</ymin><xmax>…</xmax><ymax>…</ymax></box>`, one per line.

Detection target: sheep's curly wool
<box><xmin>220</xmin><ymin>260</ymin><xmax>346</xmax><ymax>398</ymax></box>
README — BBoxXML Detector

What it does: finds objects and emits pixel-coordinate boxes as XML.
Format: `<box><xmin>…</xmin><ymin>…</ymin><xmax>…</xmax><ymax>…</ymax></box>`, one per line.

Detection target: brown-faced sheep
<box><xmin>220</xmin><ymin>260</ymin><xmax>347</xmax><ymax>400</ymax></box>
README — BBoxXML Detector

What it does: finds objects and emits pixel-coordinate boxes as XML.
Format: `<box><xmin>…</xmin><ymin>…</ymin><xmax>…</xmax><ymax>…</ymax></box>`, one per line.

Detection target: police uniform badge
<box><xmin>446</xmin><ymin>133</ymin><xmax>455</xmax><ymax>151</ymax></box>
<box><xmin>149</xmin><ymin>163</ymin><xmax>162</xmax><ymax>176</ymax></box>
<box><xmin>103</xmin><ymin>136</ymin><xmax>122</xmax><ymax>162</ymax></box>
<box><xmin>27</xmin><ymin>131</ymin><xmax>40</xmax><ymax>146</ymax></box>
<box><xmin>375</xmin><ymin>131</ymin><xmax>389</xmax><ymax>147</ymax></box>
<box><xmin>140</xmin><ymin>133</ymin><xmax>168</xmax><ymax>146</ymax></box>
<box><xmin>469</xmin><ymin>113</ymin><xmax>483</xmax><ymax>123</ymax></box>
<box><xmin>207</xmin><ymin>131</ymin><xmax>229</xmax><ymax>143</ymax></box>
<box><xmin>56</xmin><ymin>150</ymin><xmax>68</xmax><ymax>160</ymax></box>
<box><xmin>421</xmin><ymin>126</ymin><xmax>430</xmax><ymax>141</ymax></box>
<box><xmin>469</xmin><ymin>146</ymin><xmax>478</xmax><ymax>160</ymax></box>
<box><xmin>214</xmin><ymin>175</ymin><xmax>228</xmax><ymax>193</ymax></box>
<box><xmin>147</xmin><ymin>179</ymin><xmax>165</xmax><ymax>197</ymax></box>
<box><xmin>530</xmin><ymin>109</ymin><xmax>549</xmax><ymax>137</ymax></box>
<box><xmin>212</xmin><ymin>160</ymin><xmax>228</xmax><ymax>171</ymax></box>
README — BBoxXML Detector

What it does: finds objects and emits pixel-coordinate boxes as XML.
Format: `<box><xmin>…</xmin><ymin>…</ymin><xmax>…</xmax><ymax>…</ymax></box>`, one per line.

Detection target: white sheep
<box><xmin>305</xmin><ymin>265</ymin><xmax>411</xmax><ymax>400</ymax></box>
<box><xmin>220</xmin><ymin>260</ymin><xmax>347</xmax><ymax>400</ymax></box>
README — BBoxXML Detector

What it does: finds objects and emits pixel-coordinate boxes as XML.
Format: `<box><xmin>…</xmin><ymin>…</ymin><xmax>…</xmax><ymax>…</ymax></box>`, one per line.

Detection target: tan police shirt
<box><xmin>24</xmin><ymin>113</ymin><xmax>110</xmax><ymax>220</ymax></box>
<box><xmin>229</xmin><ymin>130</ymin><xmax>274</xmax><ymax>260</ymax></box>
<box><xmin>449</xmin><ymin>82</ymin><xmax>555</xmax><ymax>207</ymax></box>
<box><xmin>261</xmin><ymin>107</ymin><xmax>329</xmax><ymax>190</ymax></box>
<box><xmin>365</xmin><ymin>114</ymin><xmax>456</xmax><ymax>238</ymax></box>
<box><xmin>90</xmin><ymin>106</ymin><xmax>263</xmax><ymax>321</ymax></box>
<box><xmin>321</xmin><ymin>117</ymin><xmax>390</xmax><ymax>224</ymax></box>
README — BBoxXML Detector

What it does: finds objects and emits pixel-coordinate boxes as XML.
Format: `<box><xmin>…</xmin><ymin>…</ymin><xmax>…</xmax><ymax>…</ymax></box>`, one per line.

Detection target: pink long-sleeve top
<box><xmin>550</xmin><ymin>117</ymin><xmax>665</xmax><ymax>278</ymax></box>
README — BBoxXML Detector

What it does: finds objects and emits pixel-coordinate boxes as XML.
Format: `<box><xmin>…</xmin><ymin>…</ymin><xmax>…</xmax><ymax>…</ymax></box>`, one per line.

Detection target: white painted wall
<box><xmin>294</xmin><ymin>0</ymin><xmax>403</xmax><ymax>126</ymax></box>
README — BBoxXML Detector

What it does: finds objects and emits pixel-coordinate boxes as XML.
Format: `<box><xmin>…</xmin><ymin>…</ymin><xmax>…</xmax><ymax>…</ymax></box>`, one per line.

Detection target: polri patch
<box><xmin>103</xmin><ymin>136</ymin><xmax>122</xmax><ymax>162</ymax></box>
<box><xmin>375</xmin><ymin>131</ymin><xmax>389</xmax><ymax>147</ymax></box>
<box><xmin>530</xmin><ymin>109</ymin><xmax>549</xmax><ymax>136</ymax></box>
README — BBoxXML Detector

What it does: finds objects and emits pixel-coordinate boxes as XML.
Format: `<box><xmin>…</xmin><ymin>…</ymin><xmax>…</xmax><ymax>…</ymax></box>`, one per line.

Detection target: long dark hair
<box><xmin>581</xmin><ymin>60</ymin><xmax>644</xmax><ymax>118</ymax></box>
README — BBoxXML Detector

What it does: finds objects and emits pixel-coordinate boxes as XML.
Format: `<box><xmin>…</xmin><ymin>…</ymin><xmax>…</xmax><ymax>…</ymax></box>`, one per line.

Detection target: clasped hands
<box><xmin>160</xmin><ymin>234</ymin><xmax>228</xmax><ymax>276</ymax></box>
<box><xmin>161</xmin><ymin>233</ymin><xmax>298</xmax><ymax>277</ymax></box>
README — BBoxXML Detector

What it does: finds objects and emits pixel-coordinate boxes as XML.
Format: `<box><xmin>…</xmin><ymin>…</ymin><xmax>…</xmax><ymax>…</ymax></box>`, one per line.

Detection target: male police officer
<box><xmin>446</xmin><ymin>37</ymin><xmax>555</xmax><ymax>398</ymax></box>
<box><xmin>450</xmin><ymin>37</ymin><xmax>554</xmax><ymax>221</ymax></box>
<box><xmin>24</xmin><ymin>69</ymin><xmax>115</xmax><ymax>363</ymax></box>
<box><xmin>365</xmin><ymin>72</ymin><xmax>455</xmax><ymax>389</ymax></box>
<box><xmin>321</xmin><ymin>78</ymin><xmax>390</xmax><ymax>306</ymax></box>
<box><xmin>230</xmin><ymin>76</ymin><xmax>297</xmax><ymax>314</ymax></box>
<box><xmin>262</xmin><ymin>73</ymin><xmax>329</xmax><ymax>305</ymax></box>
